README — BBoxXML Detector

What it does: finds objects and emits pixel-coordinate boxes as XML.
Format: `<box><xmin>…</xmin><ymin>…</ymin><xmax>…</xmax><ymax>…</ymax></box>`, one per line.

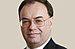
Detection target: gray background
<box><xmin>0</xmin><ymin>0</ymin><xmax>75</xmax><ymax>49</ymax></box>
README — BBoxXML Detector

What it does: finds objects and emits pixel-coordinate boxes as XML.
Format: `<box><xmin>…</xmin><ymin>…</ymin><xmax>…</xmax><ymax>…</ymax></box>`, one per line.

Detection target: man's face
<box><xmin>20</xmin><ymin>2</ymin><xmax>52</xmax><ymax>45</ymax></box>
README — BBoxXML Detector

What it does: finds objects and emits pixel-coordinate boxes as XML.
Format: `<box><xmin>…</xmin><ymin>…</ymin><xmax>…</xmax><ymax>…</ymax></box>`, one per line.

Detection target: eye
<box><xmin>35</xmin><ymin>20</ymin><xmax>43</xmax><ymax>22</ymax></box>
<box><xmin>22</xmin><ymin>20</ymin><xmax>30</xmax><ymax>24</ymax></box>
<box><xmin>35</xmin><ymin>19</ymin><xmax>44</xmax><ymax>25</ymax></box>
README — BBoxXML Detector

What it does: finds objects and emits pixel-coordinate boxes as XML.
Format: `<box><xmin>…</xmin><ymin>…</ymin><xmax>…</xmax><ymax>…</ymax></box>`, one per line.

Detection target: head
<box><xmin>18</xmin><ymin>0</ymin><xmax>53</xmax><ymax>48</ymax></box>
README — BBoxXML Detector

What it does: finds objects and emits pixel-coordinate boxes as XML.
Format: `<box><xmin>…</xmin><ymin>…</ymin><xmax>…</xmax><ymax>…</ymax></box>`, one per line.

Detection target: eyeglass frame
<box><xmin>19</xmin><ymin>17</ymin><xmax>50</xmax><ymax>27</ymax></box>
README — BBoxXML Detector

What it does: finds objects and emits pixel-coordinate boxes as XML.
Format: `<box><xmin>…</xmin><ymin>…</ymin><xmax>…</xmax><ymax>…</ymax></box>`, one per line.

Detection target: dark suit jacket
<box><xmin>24</xmin><ymin>38</ymin><xmax>67</xmax><ymax>49</ymax></box>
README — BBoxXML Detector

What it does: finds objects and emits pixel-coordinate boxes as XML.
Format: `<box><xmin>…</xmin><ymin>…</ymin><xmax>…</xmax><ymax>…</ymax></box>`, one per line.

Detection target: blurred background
<box><xmin>0</xmin><ymin>0</ymin><xmax>75</xmax><ymax>49</ymax></box>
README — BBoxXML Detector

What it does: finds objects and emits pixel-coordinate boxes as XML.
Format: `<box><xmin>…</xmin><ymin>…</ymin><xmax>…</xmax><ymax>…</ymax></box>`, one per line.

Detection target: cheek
<box><xmin>21</xmin><ymin>26</ymin><xmax>28</xmax><ymax>34</ymax></box>
<box><xmin>41</xmin><ymin>23</ymin><xmax>51</xmax><ymax>32</ymax></box>
<box><xmin>40</xmin><ymin>22</ymin><xmax>52</xmax><ymax>35</ymax></box>
<box><xmin>21</xmin><ymin>26</ymin><xmax>29</xmax><ymax>39</ymax></box>
<box><xmin>39</xmin><ymin>26</ymin><xmax>48</xmax><ymax>38</ymax></box>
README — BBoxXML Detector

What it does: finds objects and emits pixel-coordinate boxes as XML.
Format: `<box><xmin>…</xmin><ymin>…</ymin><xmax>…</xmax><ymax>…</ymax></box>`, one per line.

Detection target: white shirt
<box><xmin>26</xmin><ymin>36</ymin><xmax>51</xmax><ymax>49</ymax></box>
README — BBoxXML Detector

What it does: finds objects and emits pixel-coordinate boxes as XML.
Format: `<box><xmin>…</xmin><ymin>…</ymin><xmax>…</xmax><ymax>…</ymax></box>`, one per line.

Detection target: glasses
<box><xmin>20</xmin><ymin>18</ymin><xmax>50</xmax><ymax>27</ymax></box>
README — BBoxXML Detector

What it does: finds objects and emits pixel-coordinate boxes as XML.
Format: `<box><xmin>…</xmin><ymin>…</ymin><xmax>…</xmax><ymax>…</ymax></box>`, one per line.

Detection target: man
<box><xmin>18</xmin><ymin>0</ymin><xmax>67</xmax><ymax>49</ymax></box>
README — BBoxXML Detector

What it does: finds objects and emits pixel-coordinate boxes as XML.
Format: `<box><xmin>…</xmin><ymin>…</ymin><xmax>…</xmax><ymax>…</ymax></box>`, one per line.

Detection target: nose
<box><xmin>29</xmin><ymin>21</ymin><xmax>37</xmax><ymax>30</ymax></box>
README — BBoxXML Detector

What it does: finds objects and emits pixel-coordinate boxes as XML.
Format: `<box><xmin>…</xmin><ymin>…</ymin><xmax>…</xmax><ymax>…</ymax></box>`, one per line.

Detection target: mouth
<box><xmin>27</xmin><ymin>33</ymin><xmax>40</xmax><ymax>38</ymax></box>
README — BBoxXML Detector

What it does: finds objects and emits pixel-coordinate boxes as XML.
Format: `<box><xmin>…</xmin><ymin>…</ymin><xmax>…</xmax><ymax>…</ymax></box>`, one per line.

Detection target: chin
<box><xmin>26</xmin><ymin>38</ymin><xmax>41</xmax><ymax>44</ymax></box>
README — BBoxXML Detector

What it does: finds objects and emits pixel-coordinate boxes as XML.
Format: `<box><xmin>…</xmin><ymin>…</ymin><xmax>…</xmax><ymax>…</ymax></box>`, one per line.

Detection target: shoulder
<box><xmin>55</xmin><ymin>43</ymin><xmax>67</xmax><ymax>49</ymax></box>
<box><xmin>44</xmin><ymin>38</ymin><xmax>67</xmax><ymax>49</ymax></box>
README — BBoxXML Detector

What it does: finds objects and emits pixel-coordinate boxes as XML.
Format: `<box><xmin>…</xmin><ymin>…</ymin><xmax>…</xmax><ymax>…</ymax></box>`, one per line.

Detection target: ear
<box><xmin>48</xmin><ymin>17</ymin><xmax>54</xmax><ymax>28</ymax></box>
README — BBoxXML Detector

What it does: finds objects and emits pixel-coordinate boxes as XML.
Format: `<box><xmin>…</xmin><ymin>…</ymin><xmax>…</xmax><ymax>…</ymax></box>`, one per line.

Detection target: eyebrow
<box><xmin>21</xmin><ymin>18</ymin><xmax>29</xmax><ymax>20</ymax></box>
<box><xmin>34</xmin><ymin>16</ymin><xmax>43</xmax><ymax>19</ymax></box>
<box><xmin>21</xmin><ymin>16</ymin><xmax>43</xmax><ymax>20</ymax></box>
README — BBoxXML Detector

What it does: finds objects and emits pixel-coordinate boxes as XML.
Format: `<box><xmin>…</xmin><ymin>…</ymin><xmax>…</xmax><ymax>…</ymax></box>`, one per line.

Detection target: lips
<box><xmin>27</xmin><ymin>33</ymin><xmax>40</xmax><ymax>38</ymax></box>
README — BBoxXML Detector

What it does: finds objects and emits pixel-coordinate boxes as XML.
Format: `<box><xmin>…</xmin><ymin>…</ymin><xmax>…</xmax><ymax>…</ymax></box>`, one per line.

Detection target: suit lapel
<box><xmin>43</xmin><ymin>38</ymin><xmax>56</xmax><ymax>49</ymax></box>
<box><xmin>24</xmin><ymin>48</ymin><xmax>26</xmax><ymax>49</ymax></box>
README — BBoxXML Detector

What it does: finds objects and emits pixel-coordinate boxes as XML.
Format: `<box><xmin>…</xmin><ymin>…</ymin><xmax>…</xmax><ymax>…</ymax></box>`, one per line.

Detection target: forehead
<box><xmin>20</xmin><ymin>1</ymin><xmax>49</xmax><ymax>19</ymax></box>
